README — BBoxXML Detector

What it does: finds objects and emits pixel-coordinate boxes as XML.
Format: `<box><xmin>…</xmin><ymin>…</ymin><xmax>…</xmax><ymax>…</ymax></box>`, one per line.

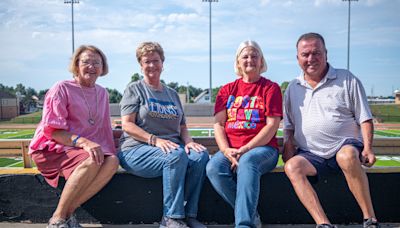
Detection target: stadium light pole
<box><xmin>202</xmin><ymin>0</ymin><xmax>218</xmax><ymax>103</ymax></box>
<box><xmin>64</xmin><ymin>0</ymin><xmax>80</xmax><ymax>54</ymax></box>
<box><xmin>343</xmin><ymin>0</ymin><xmax>358</xmax><ymax>70</ymax></box>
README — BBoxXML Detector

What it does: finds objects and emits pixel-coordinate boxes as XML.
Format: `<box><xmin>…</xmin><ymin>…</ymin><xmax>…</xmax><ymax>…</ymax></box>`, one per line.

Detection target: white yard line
<box><xmin>4</xmin><ymin>160</ymin><xmax>23</xmax><ymax>167</ymax></box>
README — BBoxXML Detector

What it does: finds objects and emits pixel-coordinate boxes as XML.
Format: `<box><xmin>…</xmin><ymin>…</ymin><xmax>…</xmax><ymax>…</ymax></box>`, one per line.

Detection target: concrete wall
<box><xmin>0</xmin><ymin>171</ymin><xmax>399</xmax><ymax>224</ymax></box>
<box><xmin>183</xmin><ymin>103</ymin><xmax>214</xmax><ymax>116</ymax></box>
<box><xmin>109</xmin><ymin>103</ymin><xmax>121</xmax><ymax>117</ymax></box>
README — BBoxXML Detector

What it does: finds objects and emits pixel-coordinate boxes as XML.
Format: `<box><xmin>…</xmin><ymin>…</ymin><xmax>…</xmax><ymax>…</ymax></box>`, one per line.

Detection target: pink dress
<box><xmin>29</xmin><ymin>80</ymin><xmax>116</xmax><ymax>187</ymax></box>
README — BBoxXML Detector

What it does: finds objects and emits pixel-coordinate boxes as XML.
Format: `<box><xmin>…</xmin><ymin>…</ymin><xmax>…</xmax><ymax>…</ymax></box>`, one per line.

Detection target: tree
<box><xmin>22</xmin><ymin>87</ymin><xmax>37</xmax><ymax>110</ymax></box>
<box><xmin>15</xmin><ymin>83</ymin><xmax>26</xmax><ymax>94</ymax></box>
<box><xmin>38</xmin><ymin>89</ymin><xmax>49</xmax><ymax>100</ymax></box>
<box><xmin>280</xmin><ymin>81</ymin><xmax>289</xmax><ymax>95</ymax></box>
<box><xmin>107</xmin><ymin>88</ymin><xmax>122</xmax><ymax>103</ymax></box>
<box><xmin>177</xmin><ymin>85</ymin><xmax>187</xmax><ymax>94</ymax></box>
<box><xmin>167</xmin><ymin>82</ymin><xmax>179</xmax><ymax>90</ymax></box>
<box><xmin>0</xmin><ymin>83</ymin><xmax>15</xmax><ymax>96</ymax></box>
<box><xmin>189</xmin><ymin>86</ymin><xmax>203</xmax><ymax>99</ymax></box>
<box><xmin>131</xmin><ymin>73</ymin><xmax>143</xmax><ymax>82</ymax></box>
<box><xmin>176</xmin><ymin>85</ymin><xmax>204</xmax><ymax>103</ymax></box>
<box><xmin>212</xmin><ymin>86</ymin><xmax>222</xmax><ymax>103</ymax></box>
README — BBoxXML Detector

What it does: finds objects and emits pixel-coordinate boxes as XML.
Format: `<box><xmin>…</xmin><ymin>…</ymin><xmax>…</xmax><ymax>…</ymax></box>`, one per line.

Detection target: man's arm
<box><xmin>282</xmin><ymin>82</ymin><xmax>297</xmax><ymax>163</ymax></box>
<box><xmin>360</xmin><ymin>119</ymin><xmax>376</xmax><ymax>167</ymax></box>
<box><xmin>282</xmin><ymin>129</ymin><xmax>296</xmax><ymax>163</ymax></box>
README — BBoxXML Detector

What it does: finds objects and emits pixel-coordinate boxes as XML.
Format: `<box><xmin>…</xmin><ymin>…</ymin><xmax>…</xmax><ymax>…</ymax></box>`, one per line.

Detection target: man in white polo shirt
<box><xmin>283</xmin><ymin>32</ymin><xmax>380</xmax><ymax>228</ymax></box>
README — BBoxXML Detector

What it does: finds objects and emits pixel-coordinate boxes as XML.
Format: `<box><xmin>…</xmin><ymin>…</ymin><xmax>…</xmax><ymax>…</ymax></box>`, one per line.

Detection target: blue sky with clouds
<box><xmin>1</xmin><ymin>0</ymin><xmax>399</xmax><ymax>96</ymax></box>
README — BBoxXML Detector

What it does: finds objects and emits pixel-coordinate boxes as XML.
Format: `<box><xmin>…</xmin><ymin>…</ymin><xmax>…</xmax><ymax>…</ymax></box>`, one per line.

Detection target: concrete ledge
<box><xmin>1</xmin><ymin>171</ymin><xmax>399</xmax><ymax>224</ymax></box>
<box><xmin>2</xmin><ymin>165</ymin><xmax>400</xmax><ymax>175</ymax></box>
<box><xmin>1</xmin><ymin>136</ymin><xmax>399</xmax><ymax>224</ymax></box>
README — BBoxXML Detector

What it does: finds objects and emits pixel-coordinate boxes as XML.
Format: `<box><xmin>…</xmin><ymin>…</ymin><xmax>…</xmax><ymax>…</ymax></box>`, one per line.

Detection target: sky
<box><xmin>1</xmin><ymin>0</ymin><xmax>399</xmax><ymax>97</ymax></box>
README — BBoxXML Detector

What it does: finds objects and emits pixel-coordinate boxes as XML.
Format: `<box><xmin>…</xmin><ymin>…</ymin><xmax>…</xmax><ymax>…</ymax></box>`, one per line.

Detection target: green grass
<box><xmin>0</xmin><ymin>157</ymin><xmax>22</xmax><ymax>167</ymax></box>
<box><xmin>0</xmin><ymin>129</ymin><xmax>35</xmax><ymax>139</ymax></box>
<box><xmin>374</xmin><ymin>130</ymin><xmax>400</xmax><ymax>137</ymax></box>
<box><xmin>188</xmin><ymin>129</ymin><xmax>284</xmax><ymax>137</ymax></box>
<box><xmin>1</xmin><ymin>155</ymin><xmax>399</xmax><ymax>168</ymax></box>
<box><xmin>0</xmin><ymin>111</ymin><xmax>42</xmax><ymax>124</ymax></box>
<box><xmin>189</xmin><ymin>129</ymin><xmax>214</xmax><ymax>137</ymax></box>
<box><xmin>277</xmin><ymin>156</ymin><xmax>284</xmax><ymax>166</ymax></box>
<box><xmin>375</xmin><ymin>156</ymin><xmax>400</xmax><ymax>166</ymax></box>
<box><xmin>370</xmin><ymin>104</ymin><xmax>400</xmax><ymax>122</ymax></box>
<box><xmin>10</xmin><ymin>160</ymin><xmax>25</xmax><ymax>167</ymax></box>
<box><xmin>370</xmin><ymin>104</ymin><xmax>400</xmax><ymax>115</ymax></box>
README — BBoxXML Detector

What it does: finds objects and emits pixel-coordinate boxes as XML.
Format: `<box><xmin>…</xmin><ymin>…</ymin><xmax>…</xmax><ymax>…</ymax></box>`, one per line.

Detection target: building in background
<box><xmin>193</xmin><ymin>89</ymin><xmax>211</xmax><ymax>104</ymax></box>
<box><xmin>0</xmin><ymin>91</ymin><xmax>18</xmax><ymax>120</ymax></box>
<box><xmin>395</xmin><ymin>90</ymin><xmax>400</xmax><ymax>104</ymax></box>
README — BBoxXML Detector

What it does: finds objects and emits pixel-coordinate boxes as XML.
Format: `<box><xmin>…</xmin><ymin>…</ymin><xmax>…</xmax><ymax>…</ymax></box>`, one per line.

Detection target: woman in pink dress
<box><xmin>29</xmin><ymin>45</ymin><xmax>119</xmax><ymax>228</ymax></box>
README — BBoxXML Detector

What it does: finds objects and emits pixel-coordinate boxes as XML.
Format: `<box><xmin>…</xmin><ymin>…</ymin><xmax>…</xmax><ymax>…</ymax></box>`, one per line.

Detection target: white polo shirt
<box><xmin>283</xmin><ymin>64</ymin><xmax>372</xmax><ymax>159</ymax></box>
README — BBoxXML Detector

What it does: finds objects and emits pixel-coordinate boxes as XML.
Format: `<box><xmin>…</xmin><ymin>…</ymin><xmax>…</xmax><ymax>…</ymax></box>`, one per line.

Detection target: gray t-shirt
<box><xmin>119</xmin><ymin>80</ymin><xmax>186</xmax><ymax>151</ymax></box>
<box><xmin>283</xmin><ymin>64</ymin><xmax>372</xmax><ymax>159</ymax></box>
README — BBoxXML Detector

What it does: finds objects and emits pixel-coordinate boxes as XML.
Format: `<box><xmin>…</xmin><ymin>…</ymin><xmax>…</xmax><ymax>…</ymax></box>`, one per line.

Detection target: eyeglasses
<box><xmin>141</xmin><ymin>59</ymin><xmax>162</xmax><ymax>66</ymax></box>
<box><xmin>79</xmin><ymin>59</ymin><xmax>103</xmax><ymax>68</ymax></box>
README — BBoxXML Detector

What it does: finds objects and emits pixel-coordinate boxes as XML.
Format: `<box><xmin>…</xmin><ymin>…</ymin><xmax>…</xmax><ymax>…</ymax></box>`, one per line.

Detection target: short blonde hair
<box><xmin>136</xmin><ymin>42</ymin><xmax>165</xmax><ymax>63</ymax></box>
<box><xmin>234</xmin><ymin>40</ymin><xmax>267</xmax><ymax>76</ymax></box>
<box><xmin>69</xmin><ymin>45</ymin><xmax>109</xmax><ymax>76</ymax></box>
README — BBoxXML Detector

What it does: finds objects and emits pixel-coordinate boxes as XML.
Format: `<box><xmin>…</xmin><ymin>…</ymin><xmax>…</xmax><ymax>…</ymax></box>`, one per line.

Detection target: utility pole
<box><xmin>343</xmin><ymin>0</ymin><xmax>358</xmax><ymax>70</ymax></box>
<box><xmin>202</xmin><ymin>0</ymin><xmax>218</xmax><ymax>103</ymax></box>
<box><xmin>187</xmin><ymin>82</ymin><xmax>190</xmax><ymax>103</ymax></box>
<box><xmin>64</xmin><ymin>0</ymin><xmax>80</xmax><ymax>54</ymax></box>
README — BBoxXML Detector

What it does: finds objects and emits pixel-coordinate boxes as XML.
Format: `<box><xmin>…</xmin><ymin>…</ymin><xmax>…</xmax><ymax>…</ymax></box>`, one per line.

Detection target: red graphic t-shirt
<box><xmin>214</xmin><ymin>77</ymin><xmax>282</xmax><ymax>149</ymax></box>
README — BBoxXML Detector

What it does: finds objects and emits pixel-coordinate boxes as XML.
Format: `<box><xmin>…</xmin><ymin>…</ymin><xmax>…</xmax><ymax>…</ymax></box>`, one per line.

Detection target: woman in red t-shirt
<box><xmin>206</xmin><ymin>40</ymin><xmax>282</xmax><ymax>227</ymax></box>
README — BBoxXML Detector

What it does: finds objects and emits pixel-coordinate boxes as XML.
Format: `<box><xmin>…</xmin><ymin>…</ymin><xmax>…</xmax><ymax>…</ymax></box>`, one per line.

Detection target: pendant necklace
<box><xmin>79</xmin><ymin>84</ymin><xmax>98</xmax><ymax>125</ymax></box>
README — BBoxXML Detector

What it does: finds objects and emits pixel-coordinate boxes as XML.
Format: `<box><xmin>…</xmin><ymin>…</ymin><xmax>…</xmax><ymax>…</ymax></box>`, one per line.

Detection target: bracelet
<box><xmin>72</xmin><ymin>135</ymin><xmax>81</xmax><ymax>146</ymax></box>
<box><xmin>148</xmin><ymin>134</ymin><xmax>154</xmax><ymax>146</ymax></box>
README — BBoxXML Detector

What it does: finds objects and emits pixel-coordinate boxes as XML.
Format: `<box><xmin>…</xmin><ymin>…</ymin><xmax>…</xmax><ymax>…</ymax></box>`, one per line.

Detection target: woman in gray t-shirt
<box><xmin>118</xmin><ymin>42</ymin><xmax>209</xmax><ymax>228</ymax></box>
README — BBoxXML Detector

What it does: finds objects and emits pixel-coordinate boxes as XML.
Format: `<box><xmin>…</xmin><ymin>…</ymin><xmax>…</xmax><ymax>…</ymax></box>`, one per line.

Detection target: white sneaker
<box><xmin>46</xmin><ymin>219</ymin><xmax>69</xmax><ymax>228</ymax></box>
<box><xmin>67</xmin><ymin>214</ymin><xmax>82</xmax><ymax>228</ymax></box>
<box><xmin>159</xmin><ymin>216</ymin><xmax>189</xmax><ymax>228</ymax></box>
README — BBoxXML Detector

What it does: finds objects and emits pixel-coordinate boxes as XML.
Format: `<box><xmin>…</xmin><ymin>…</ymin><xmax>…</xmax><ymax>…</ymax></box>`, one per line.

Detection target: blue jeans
<box><xmin>118</xmin><ymin>144</ymin><xmax>209</xmax><ymax>218</ymax></box>
<box><xmin>206</xmin><ymin>146</ymin><xmax>278</xmax><ymax>228</ymax></box>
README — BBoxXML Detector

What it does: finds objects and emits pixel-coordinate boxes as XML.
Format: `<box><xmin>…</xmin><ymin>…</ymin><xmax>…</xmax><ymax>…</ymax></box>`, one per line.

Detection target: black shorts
<box><xmin>297</xmin><ymin>138</ymin><xmax>364</xmax><ymax>182</ymax></box>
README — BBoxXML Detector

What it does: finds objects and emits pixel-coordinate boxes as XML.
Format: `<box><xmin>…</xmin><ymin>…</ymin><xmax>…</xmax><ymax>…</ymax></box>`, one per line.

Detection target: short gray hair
<box><xmin>136</xmin><ymin>42</ymin><xmax>165</xmax><ymax>63</ymax></box>
<box><xmin>296</xmin><ymin>32</ymin><xmax>326</xmax><ymax>51</ymax></box>
<box><xmin>69</xmin><ymin>45</ymin><xmax>109</xmax><ymax>76</ymax></box>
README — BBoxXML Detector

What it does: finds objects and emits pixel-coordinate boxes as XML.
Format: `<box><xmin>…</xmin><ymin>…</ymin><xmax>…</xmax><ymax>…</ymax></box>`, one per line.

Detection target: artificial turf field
<box><xmin>1</xmin><ymin>129</ymin><xmax>400</xmax><ymax>168</ymax></box>
<box><xmin>2</xmin><ymin>128</ymin><xmax>400</xmax><ymax>139</ymax></box>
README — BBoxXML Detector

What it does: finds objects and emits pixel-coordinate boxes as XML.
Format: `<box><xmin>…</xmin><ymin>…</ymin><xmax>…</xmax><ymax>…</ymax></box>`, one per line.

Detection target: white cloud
<box><xmin>365</xmin><ymin>0</ymin><xmax>383</xmax><ymax>6</ymax></box>
<box><xmin>0</xmin><ymin>0</ymin><xmax>399</xmax><ymax>97</ymax></box>
<box><xmin>31</xmin><ymin>32</ymin><xmax>41</xmax><ymax>39</ymax></box>
<box><xmin>314</xmin><ymin>0</ymin><xmax>341</xmax><ymax>7</ymax></box>
<box><xmin>171</xmin><ymin>0</ymin><xmax>204</xmax><ymax>14</ymax></box>
<box><xmin>164</xmin><ymin>13</ymin><xmax>200</xmax><ymax>24</ymax></box>
<box><xmin>283</xmin><ymin>1</ymin><xmax>294</xmax><ymax>7</ymax></box>
<box><xmin>260</xmin><ymin>0</ymin><xmax>271</xmax><ymax>7</ymax></box>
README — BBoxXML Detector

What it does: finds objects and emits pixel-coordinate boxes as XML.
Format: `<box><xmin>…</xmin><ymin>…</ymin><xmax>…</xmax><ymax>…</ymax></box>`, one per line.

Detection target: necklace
<box><xmin>78</xmin><ymin>84</ymin><xmax>98</xmax><ymax>125</ymax></box>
